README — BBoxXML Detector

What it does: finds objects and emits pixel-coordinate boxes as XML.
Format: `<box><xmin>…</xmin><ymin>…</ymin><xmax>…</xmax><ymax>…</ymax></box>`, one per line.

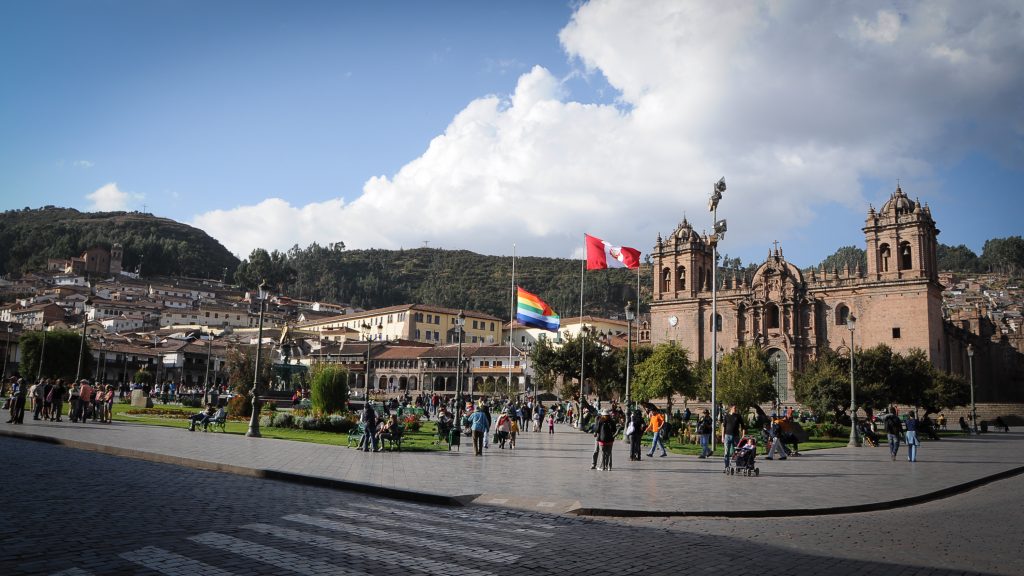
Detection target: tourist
<box><xmin>884</xmin><ymin>410</ymin><xmax>903</xmax><ymax>461</ymax></box>
<box><xmin>360</xmin><ymin>402</ymin><xmax>378</xmax><ymax>452</ymax></box>
<box><xmin>548</xmin><ymin>412</ymin><xmax>555</xmax><ymax>434</ymax></box>
<box><xmin>645</xmin><ymin>407</ymin><xmax>668</xmax><ymax>458</ymax></box>
<box><xmin>67</xmin><ymin>381</ymin><xmax>80</xmax><ymax>422</ymax></box>
<box><xmin>721</xmin><ymin>405</ymin><xmax>745</xmax><ymax>470</ymax></box>
<box><xmin>76</xmin><ymin>380</ymin><xmax>94</xmax><ymax>423</ymax></box>
<box><xmin>508</xmin><ymin>412</ymin><xmax>519</xmax><ymax>449</ymax></box>
<box><xmin>764</xmin><ymin>417</ymin><xmax>788</xmax><ymax>460</ymax></box>
<box><xmin>187</xmin><ymin>404</ymin><xmax>216</xmax><ymax>431</ymax></box>
<box><xmin>627</xmin><ymin>409</ymin><xmax>645</xmax><ymax>461</ymax></box>
<box><xmin>905</xmin><ymin>412</ymin><xmax>920</xmax><ymax>462</ymax></box>
<box><xmin>594</xmin><ymin>408</ymin><xmax>618</xmax><ymax>471</ymax></box>
<box><xmin>49</xmin><ymin>379</ymin><xmax>65</xmax><ymax>422</ymax></box>
<box><xmin>469</xmin><ymin>404</ymin><xmax>490</xmax><ymax>456</ymax></box>
<box><xmin>696</xmin><ymin>409</ymin><xmax>713</xmax><ymax>458</ymax></box>
<box><xmin>496</xmin><ymin>409</ymin><xmax>512</xmax><ymax>449</ymax></box>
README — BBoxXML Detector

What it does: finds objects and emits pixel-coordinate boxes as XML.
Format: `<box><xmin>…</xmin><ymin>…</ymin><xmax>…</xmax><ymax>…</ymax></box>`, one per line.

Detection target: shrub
<box><xmin>275</xmin><ymin>413</ymin><xmax>294</xmax><ymax>428</ymax></box>
<box><xmin>263</xmin><ymin>401</ymin><xmax>277</xmax><ymax>413</ymax></box>
<box><xmin>179</xmin><ymin>397</ymin><xmax>202</xmax><ymax>408</ymax></box>
<box><xmin>226</xmin><ymin>394</ymin><xmax>251</xmax><ymax>418</ymax></box>
<box><xmin>310</xmin><ymin>364</ymin><xmax>349</xmax><ymax>415</ymax></box>
<box><xmin>300</xmin><ymin>416</ymin><xmax>319</xmax><ymax>430</ymax></box>
<box><xmin>260</xmin><ymin>415</ymin><xmax>273</xmax><ymax>428</ymax></box>
<box><xmin>806</xmin><ymin>422</ymin><xmax>846</xmax><ymax>439</ymax></box>
<box><xmin>402</xmin><ymin>414</ymin><xmax>421</xmax><ymax>433</ymax></box>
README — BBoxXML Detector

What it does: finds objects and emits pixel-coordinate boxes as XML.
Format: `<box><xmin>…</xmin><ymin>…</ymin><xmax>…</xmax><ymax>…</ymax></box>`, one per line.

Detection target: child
<box><xmin>548</xmin><ymin>413</ymin><xmax>555</xmax><ymax>434</ymax></box>
<box><xmin>509</xmin><ymin>417</ymin><xmax>519</xmax><ymax>449</ymax></box>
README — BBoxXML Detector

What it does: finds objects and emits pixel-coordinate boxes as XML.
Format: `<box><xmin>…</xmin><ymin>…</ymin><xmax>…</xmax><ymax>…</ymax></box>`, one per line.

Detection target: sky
<box><xmin>2</xmin><ymin>0</ymin><xmax>1022</xmax><ymax>270</ymax></box>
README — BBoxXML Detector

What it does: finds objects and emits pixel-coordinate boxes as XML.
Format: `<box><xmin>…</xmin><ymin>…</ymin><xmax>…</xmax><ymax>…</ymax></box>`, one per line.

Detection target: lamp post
<box><xmin>967</xmin><ymin>343</ymin><xmax>977</xmax><ymax>434</ymax></box>
<box><xmin>847</xmin><ymin>314</ymin><xmax>861</xmax><ymax>447</ymax></box>
<box><xmin>246</xmin><ymin>281</ymin><xmax>269</xmax><ymax>438</ymax></box>
<box><xmin>37</xmin><ymin>323</ymin><xmax>48</xmax><ymax>381</ymax></box>
<box><xmin>455</xmin><ymin>310</ymin><xmax>465</xmax><ymax>423</ymax></box>
<box><xmin>75</xmin><ymin>297</ymin><xmax>92</xmax><ymax>382</ymax></box>
<box><xmin>708</xmin><ymin>177</ymin><xmax>727</xmax><ymax>450</ymax></box>
<box><xmin>361</xmin><ymin>321</ymin><xmax>383</xmax><ymax>402</ymax></box>
<box><xmin>578</xmin><ymin>324</ymin><xmax>590</xmax><ymax>411</ymax></box>
<box><xmin>3</xmin><ymin>325</ymin><xmax>13</xmax><ymax>381</ymax></box>
<box><xmin>624</xmin><ymin>301</ymin><xmax>635</xmax><ymax>412</ymax></box>
<box><xmin>94</xmin><ymin>337</ymin><xmax>103</xmax><ymax>381</ymax></box>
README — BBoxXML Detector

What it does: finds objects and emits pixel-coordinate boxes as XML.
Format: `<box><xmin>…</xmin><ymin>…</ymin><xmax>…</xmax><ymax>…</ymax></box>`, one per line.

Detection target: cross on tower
<box><xmin>772</xmin><ymin>239</ymin><xmax>780</xmax><ymax>253</ymax></box>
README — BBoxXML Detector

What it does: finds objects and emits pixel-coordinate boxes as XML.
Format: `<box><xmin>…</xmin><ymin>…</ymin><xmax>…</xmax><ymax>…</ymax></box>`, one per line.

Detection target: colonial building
<box><xmin>650</xmin><ymin>186</ymin><xmax>947</xmax><ymax>403</ymax></box>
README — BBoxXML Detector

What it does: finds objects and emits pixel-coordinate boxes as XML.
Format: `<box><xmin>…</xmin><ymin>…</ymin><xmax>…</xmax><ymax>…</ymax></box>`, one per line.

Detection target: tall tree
<box><xmin>18</xmin><ymin>330</ymin><xmax>90</xmax><ymax>382</ymax></box>
<box><xmin>631</xmin><ymin>342</ymin><xmax>695</xmax><ymax>412</ymax></box>
<box><xmin>793</xmin><ymin>348</ymin><xmax>850</xmax><ymax>421</ymax></box>
<box><xmin>715</xmin><ymin>345</ymin><xmax>776</xmax><ymax>411</ymax></box>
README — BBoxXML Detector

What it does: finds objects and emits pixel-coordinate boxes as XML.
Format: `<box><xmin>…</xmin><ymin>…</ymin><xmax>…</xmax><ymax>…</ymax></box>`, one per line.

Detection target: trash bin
<box><xmin>981</xmin><ymin>422</ymin><xmax>988</xmax><ymax>433</ymax></box>
<box><xmin>448</xmin><ymin>427</ymin><xmax>461</xmax><ymax>450</ymax></box>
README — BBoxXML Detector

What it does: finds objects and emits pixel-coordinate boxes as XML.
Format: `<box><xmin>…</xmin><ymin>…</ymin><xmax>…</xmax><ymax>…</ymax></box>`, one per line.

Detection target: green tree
<box><xmin>980</xmin><ymin>236</ymin><xmax>1024</xmax><ymax>275</ymax></box>
<box><xmin>19</xmin><ymin>330</ymin><xmax>90</xmax><ymax>381</ymax></box>
<box><xmin>936</xmin><ymin>243</ymin><xmax>981</xmax><ymax>272</ymax></box>
<box><xmin>793</xmin><ymin>348</ymin><xmax>849</xmax><ymax>421</ymax></box>
<box><xmin>921</xmin><ymin>370</ymin><xmax>970</xmax><ymax>415</ymax></box>
<box><xmin>853</xmin><ymin>344</ymin><xmax>897</xmax><ymax>416</ymax></box>
<box><xmin>631</xmin><ymin>342</ymin><xmax>695</xmax><ymax>412</ymax></box>
<box><xmin>815</xmin><ymin>245</ymin><xmax>867</xmax><ymax>275</ymax></box>
<box><xmin>715</xmin><ymin>346</ymin><xmax>775</xmax><ymax>411</ymax></box>
<box><xmin>225</xmin><ymin>345</ymin><xmax>274</xmax><ymax>397</ymax></box>
<box><xmin>309</xmin><ymin>363</ymin><xmax>349</xmax><ymax>415</ymax></box>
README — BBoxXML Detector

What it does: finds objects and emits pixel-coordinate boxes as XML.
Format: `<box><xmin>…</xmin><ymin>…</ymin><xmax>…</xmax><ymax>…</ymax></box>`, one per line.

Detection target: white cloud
<box><xmin>86</xmin><ymin>182</ymin><xmax>143</xmax><ymax>211</ymax></box>
<box><xmin>193</xmin><ymin>0</ymin><xmax>1024</xmax><ymax>262</ymax></box>
<box><xmin>73</xmin><ymin>160</ymin><xmax>95</xmax><ymax>168</ymax></box>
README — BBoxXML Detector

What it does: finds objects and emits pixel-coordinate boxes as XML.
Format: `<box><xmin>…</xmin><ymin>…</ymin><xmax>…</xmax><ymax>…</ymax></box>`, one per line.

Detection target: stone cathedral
<box><xmin>649</xmin><ymin>186</ymin><xmax>945</xmax><ymax>402</ymax></box>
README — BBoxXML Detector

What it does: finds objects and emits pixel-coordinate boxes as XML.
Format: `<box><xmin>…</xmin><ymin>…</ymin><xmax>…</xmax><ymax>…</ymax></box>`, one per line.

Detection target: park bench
<box><xmin>380</xmin><ymin>424</ymin><xmax>405</xmax><ymax>452</ymax></box>
<box><xmin>347</xmin><ymin>423</ymin><xmax>367</xmax><ymax>448</ymax></box>
<box><xmin>204</xmin><ymin>413</ymin><xmax>227</xmax><ymax>433</ymax></box>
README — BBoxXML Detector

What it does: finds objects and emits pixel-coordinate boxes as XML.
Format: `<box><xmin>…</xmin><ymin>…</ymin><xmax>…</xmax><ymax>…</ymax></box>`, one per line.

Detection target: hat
<box><xmin>80</xmin><ymin>379</ymin><xmax>89</xmax><ymax>383</ymax></box>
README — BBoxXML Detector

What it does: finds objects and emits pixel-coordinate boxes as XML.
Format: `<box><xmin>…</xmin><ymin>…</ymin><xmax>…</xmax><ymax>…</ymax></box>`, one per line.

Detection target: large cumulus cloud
<box><xmin>193</xmin><ymin>0</ymin><xmax>1024</xmax><ymax>260</ymax></box>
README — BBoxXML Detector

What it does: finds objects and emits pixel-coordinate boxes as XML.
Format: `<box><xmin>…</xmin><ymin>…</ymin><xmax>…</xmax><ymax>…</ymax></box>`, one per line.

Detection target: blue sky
<box><xmin>2</xmin><ymin>1</ymin><xmax>1021</xmax><ymax>270</ymax></box>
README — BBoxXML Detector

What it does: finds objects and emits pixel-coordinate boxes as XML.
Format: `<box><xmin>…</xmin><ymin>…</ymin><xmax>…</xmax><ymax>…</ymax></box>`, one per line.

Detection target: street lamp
<box><xmin>578</xmin><ymin>324</ymin><xmax>591</xmax><ymax>411</ymax></box>
<box><xmin>2</xmin><ymin>325</ymin><xmax>13</xmax><ymax>382</ymax></box>
<box><xmin>361</xmin><ymin>321</ymin><xmax>383</xmax><ymax>402</ymax></box>
<box><xmin>455</xmin><ymin>310</ymin><xmax>465</xmax><ymax>423</ymax></box>
<box><xmin>709</xmin><ymin>177</ymin><xmax>727</xmax><ymax>451</ymax></box>
<box><xmin>624</xmin><ymin>301</ymin><xmax>635</xmax><ymax>412</ymax></box>
<box><xmin>75</xmin><ymin>297</ymin><xmax>92</xmax><ymax>382</ymax></box>
<box><xmin>94</xmin><ymin>337</ymin><xmax>105</xmax><ymax>381</ymax></box>
<box><xmin>847</xmin><ymin>314</ymin><xmax>861</xmax><ymax>447</ymax></box>
<box><xmin>37</xmin><ymin>323</ymin><xmax>48</xmax><ymax>381</ymax></box>
<box><xmin>967</xmin><ymin>343</ymin><xmax>977</xmax><ymax>434</ymax></box>
<box><xmin>246</xmin><ymin>281</ymin><xmax>269</xmax><ymax>438</ymax></box>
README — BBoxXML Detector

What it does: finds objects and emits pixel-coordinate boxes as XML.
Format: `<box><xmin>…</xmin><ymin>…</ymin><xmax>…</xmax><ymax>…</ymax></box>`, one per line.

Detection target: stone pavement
<box><xmin>2</xmin><ymin>416</ymin><xmax>1022</xmax><ymax>516</ymax></box>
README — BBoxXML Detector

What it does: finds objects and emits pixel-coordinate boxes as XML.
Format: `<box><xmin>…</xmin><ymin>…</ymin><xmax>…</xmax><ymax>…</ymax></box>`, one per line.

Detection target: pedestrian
<box><xmin>68</xmin><ymin>381</ymin><xmax>80</xmax><ymax>422</ymax></box>
<box><xmin>883</xmin><ymin>410</ymin><xmax>903</xmax><ymax>461</ymax></box>
<box><xmin>764</xmin><ymin>417</ymin><xmax>788</xmax><ymax>460</ymax></box>
<box><xmin>49</xmin><ymin>379</ymin><xmax>65</xmax><ymax>422</ymax></box>
<box><xmin>905</xmin><ymin>412</ymin><xmax>920</xmax><ymax>462</ymax></box>
<box><xmin>469</xmin><ymin>404</ymin><xmax>490</xmax><ymax>456</ymax></box>
<box><xmin>627</xmin><ymin>409</ymin><xmax>645</xmax><ymax>461</ymax></box>
<box><xmin>721</xmin><ymin>405</ymin><xmax>745</xmax><ymax>470</ymax></box>
<box><xmin>360</xmin><ymin>402</ymin><xmax>378</xmax><ymax>452</ymax></box>
<box><xmin>548</xmin><ymin>412</ymin><xmax>555</xmax><ymax>434</ymax></box>
<box><xmin>496</xmin><ymin>409</ymin><xmax>512</xmax><ymax>449</ymax></box>
<box><xmin>645</xmin><ymin>407</ymin><xmax>668</xmax><ymax>458</ymax></box>
<box><xmin>31</xmin><ymin>380</ymin><xmax>44</xmax><ymax>420</ymax></box>
<box><xmin>696</xmin><ymin>409</ymin><xmax>713</xmax><ymax>458</ymax></box>
<box><xmin>594</xmin><ymin>408</ymin><xmax>618</xmax><ymax>470</ymax></box>
<box><xmin>9</xmin><ymin>382</ymin><xmax>27</xmax><ymax>424</ymax></box>
<box><xmin>509</xmin><ymin>414</ymin><xmax>519</xmax><ymax>449</ymax></box>
<box><xmin>76</xmin><ymin>380</ymin><xmax>94</xmax><ymax>423</ymax></box>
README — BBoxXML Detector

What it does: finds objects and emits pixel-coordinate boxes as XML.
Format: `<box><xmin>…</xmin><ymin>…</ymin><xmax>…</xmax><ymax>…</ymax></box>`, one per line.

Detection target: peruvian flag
<box><xmin>585</xmin><ymin>234</ymin><xmax>641</xmax><ymax>270</ymax></box>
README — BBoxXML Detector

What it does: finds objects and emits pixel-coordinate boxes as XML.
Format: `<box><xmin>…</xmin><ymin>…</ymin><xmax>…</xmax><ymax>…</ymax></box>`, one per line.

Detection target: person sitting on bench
<box><xmin>188</xmin><ymin>404</ymin><xmax>217</xmax><ymax>431</ymax></box>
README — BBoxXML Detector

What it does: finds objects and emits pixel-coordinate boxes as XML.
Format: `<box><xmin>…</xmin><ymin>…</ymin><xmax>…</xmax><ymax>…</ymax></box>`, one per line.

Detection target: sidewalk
<box><xmin>2</xmin><ymin>417</ymin><xmax>1022</xmax><ymax>517</ymax></box>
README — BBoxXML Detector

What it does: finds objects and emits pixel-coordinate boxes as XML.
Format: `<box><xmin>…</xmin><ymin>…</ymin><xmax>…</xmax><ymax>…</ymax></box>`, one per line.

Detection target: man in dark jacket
<box><xmin>722</xmin><ymin>405</ymin><xmax>745</xmax><ymax>470</ymax></box>
<box><xmin>883</xmin><ymin>411</ymin><xmax>903</xmax><ymax>461</ymax></box>
<box><xmin>360</xmin><ymin>402</ymin><xmax>379</xmax><ymax>452</ymax></box>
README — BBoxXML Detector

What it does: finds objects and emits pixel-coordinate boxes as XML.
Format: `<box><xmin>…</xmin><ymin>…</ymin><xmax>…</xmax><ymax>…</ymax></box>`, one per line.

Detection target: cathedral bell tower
<box><xmin>863</xmin><ymin>186</ymin><xmax>939</xmax><ymax>283</ymax></box>
<box><xmin>653</xmin><ymin>217</ymin><xmax>715</xmax><ymax>301</ymax></box>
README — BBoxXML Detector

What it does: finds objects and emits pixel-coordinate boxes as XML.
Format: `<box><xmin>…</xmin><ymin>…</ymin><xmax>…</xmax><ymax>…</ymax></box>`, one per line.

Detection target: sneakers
<box><xmin>660</xmin><ymin>453</ymin><xmax>667</xmax><ymax>457</ymax></box>
<box><xmin>590</xmin><ymin>465</ymin><xmax>597</xmax><ymax>470</ymax></box>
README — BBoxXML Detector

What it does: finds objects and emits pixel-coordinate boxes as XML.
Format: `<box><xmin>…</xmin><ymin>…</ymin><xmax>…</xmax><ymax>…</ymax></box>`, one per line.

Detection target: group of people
<box><xmin>4</xmin><ymin>376</ymin><xmax>116</xmax><ymax>425</ymax></box>
<box><xmin>356</xmin><ymin>402</ymin><xmax>404</xmax><ymax>452</ymax></box>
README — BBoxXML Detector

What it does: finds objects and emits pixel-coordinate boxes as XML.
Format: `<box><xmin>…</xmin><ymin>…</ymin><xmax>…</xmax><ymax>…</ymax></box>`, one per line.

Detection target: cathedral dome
<box><xmin>881</xmin><ymin>186</ymin><xmax>916</xmax><ymax>215</ymax></box>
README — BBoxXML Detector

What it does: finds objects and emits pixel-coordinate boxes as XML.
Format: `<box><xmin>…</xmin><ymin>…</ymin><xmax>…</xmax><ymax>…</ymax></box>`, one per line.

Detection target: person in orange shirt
<box><xmin>645</xmin><ymin>408</ymin><xmax>668</xmax><ymax>458</ymax></box>
<box><xmin>75</xmin><ymin>380</ymin><xmax>93</xmax><ymax>423</ymax></box>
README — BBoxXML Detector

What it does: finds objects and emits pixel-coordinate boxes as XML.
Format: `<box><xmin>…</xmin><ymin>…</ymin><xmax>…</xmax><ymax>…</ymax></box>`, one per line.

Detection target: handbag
<box><xmin>624</xmin><ymin>421</ymin><xmax>635</xmax><ymax>436</ymax></box>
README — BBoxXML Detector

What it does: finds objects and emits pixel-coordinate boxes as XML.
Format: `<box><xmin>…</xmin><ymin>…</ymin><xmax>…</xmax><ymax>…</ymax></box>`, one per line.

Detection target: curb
<box><xmin>4</xmin><ymin>427</ymin><xmax>1022</xmax><ymax>518</ymax></box>
<box><xmin>0</xmin><ymin>429</ymin><xmax>472</xmax><ymax>507</ymax></box>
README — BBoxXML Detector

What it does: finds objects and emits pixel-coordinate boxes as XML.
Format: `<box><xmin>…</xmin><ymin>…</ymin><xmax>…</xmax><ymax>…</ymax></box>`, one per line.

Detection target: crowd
<box><xmin>3</xmin><ymin>376</ymin><xmax>117</xmax><ymax>424</ymax></box>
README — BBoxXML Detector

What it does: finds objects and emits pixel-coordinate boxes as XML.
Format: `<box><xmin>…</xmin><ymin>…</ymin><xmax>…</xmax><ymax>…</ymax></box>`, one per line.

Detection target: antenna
<box><xmin>422</xmin><ymin>241</ymin><xmax>430</xmax><ymax>248</ymax></box>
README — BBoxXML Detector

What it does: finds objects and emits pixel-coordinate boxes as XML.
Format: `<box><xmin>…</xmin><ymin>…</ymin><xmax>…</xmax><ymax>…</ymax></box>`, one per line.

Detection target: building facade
<box><xmin>650</xmin><ymin>186</ymin><xmax>946</xmax><ymax>402</ymax></box>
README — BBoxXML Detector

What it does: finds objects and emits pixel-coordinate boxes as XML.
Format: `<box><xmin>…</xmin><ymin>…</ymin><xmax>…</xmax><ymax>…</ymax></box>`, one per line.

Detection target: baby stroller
<box><xmin>726</xmin><ymin>436</ymin><xmax>760</xmax><ymax>476</ymax></box>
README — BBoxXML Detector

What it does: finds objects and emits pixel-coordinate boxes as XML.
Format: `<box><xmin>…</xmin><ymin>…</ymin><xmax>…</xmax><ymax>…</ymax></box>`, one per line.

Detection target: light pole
<box><xmin>361</xmin><ymin>321</ymin><xmax>383</xmax><ymax>402</ymax></box>
<box><xmin>246</xmin><ymin>281</ymin><xmax>269</xmax><ymax>438</ymax></box>
<box><xmin>37</xmin><ymin>324</ymin><xmax>48</xmax><ymax>381</ymax></box>
<box><xmin>94</xmin><ymin>337</ymin><xmax>103</xmax><ymax>381</ymax></box>
<box><xmin>625</xmin><ymin>301</ymin><xmax>634</xmax><ymax>412</ymax></box>
<box><xmin>967</xmin><ymin>343</ymin><xmax>977</xmax><ymax>434</ymax></box>
<box><xmin>847</xmin><ymin>314</ymin><xmax>861</xmax><ymax>447</ymax></box>
<box><xmin>75</xmin><ymin>297</ymin><xmax>91</xmax><ymax>382</ymax></box>
<box><xmin>708</xmin><ymin>177</ymin><xmax>727</xmax><ymax>450</ymax></box>
<box><xmin>578</xmin><ymin>324</ymin><xmax>590</xmax><ymax>411</ymax></box>
<box><xmin>455</xmin><ymin>310</ymin><xmax>465</xmax><ymax>423</ymax></box>
<box><xmin>3</xmin><ymin>325</ymin><xmax>13</xmax><ymax>381</ymax></box>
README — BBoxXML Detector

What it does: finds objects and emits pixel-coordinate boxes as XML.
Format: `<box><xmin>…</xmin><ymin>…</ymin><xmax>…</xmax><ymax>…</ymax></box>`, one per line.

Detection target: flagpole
<box><xmin>579</xmin><ymin>236</ymin><xmax>586</xmax><ymax>427</ymax></box>
<box><xmin>508</xmin><ymin>243</ymin><xmax>516</xmax><ymax>399</ymax></box>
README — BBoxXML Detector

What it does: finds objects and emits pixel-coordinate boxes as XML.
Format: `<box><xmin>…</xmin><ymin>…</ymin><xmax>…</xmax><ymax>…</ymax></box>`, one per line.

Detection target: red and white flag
<box><xmin>585</xmin><ymin>234</ymin><xmax>641</xmax><ymax>270</ymax></box>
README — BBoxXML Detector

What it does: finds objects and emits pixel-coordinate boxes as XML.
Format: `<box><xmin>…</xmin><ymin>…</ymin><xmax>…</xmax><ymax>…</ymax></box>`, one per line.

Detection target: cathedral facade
<box><xmin>649</xmin><ymin>186</ymin><xmax>945</xmax><ymax>403</ymax></box>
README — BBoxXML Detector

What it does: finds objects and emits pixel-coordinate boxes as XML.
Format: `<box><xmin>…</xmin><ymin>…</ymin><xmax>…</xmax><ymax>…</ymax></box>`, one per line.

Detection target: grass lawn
<box><xmin>111</xmin><ymin>403</ymin><xmax>450</xmax><ymax>451</ymax></box>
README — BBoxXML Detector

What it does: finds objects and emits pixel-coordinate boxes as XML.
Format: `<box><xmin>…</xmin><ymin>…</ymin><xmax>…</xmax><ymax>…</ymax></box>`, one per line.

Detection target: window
<box><xmin>661</xmin><ymin>268</ymin><xmax>671</xmax><ymax>292</ymax></box>
<box><xmin>708</xmin><ymin>313</ymin><xmax>722</xmax><ymax>332</ymax></box>
<box><xmin>414</xmin><ymin>329</ymin><xmax>420</xmax><ymax>339</ymax></box>
<box><xmin>677</xmin><ymin>266</ymin><xmax>686</xmax><ymax>290</ymax></box>
<box><xmin>892</xmin><ymin>327</ymin><xmax>901</xmax><ymax>339</ymax></box>
<box><xmin>433</xmin><ymin>331</ymin><xmax>439</xmax><ymax>340</ymax></box>
<box><xmin>426</xmin><ymin>314</ymin><xmax>433</xmax><ymax>323</ymax></box>
<box><xmin>766</xmin><ymin>303</ymin><xmax>780</xmax><ymax>329</ymax></box>
<box><xmin>472</xmin><ymin>320</ymin><xmax>478</xmax><ymax>329</ymax></box>
<box><xmin>879</xmin><ymin>243</ymin><xmax>891</xmax><ymax>272</ymax></box>
<box><xmin>435</xmin><ymin>316</ymin><xmax>441</xmax><ymax>325</ymax></box>
<box><xmin>490</xmin><ymin>322</ymin><xmax>495</xmax><ymax>331</ymax></box>
<box><xmin>835</xmin><ymin>304</ymin><xmax>849</xmax><ymax>326</ymax></box>
<box><xmin>900</xmin><ymin>241</ymin><xmax>913</xmax><ymax>270</ymax></box>
<box><xmin>495</xmin><ymin>361</ymin><xmax>502</xmax><ymax>367</ymax></box>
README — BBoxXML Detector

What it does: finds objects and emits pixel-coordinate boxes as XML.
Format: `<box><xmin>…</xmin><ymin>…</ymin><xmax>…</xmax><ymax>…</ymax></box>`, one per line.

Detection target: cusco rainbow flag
<box><xmin>516</xmin><ymin>286</ymin><xmax>560</xmax><ymax>332</ymax></box>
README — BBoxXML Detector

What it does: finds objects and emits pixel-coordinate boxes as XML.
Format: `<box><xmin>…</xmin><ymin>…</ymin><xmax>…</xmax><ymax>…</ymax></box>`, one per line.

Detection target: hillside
<box><xmin>235</xmin><ymin>244</ymin><xmax>651</xmax><ymax>320</ymax></box>
<box><xmin>0</xmin><ymin>207</ymin><xmax>239</xmax><ymax>279</ymax></box>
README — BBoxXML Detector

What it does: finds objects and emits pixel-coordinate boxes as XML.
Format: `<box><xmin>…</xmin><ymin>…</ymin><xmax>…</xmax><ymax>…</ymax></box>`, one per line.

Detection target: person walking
<box><xmin>645</xmin><ymin>407</ymin><xmax>668</xmax><ymax>458</ymax></box>
<box><xmin>883</xmin><ymin>410</ymin><xmax>903</xmax><ymax>461</ymax></box>
<box><xmin>763</xmin><ymin>417</ymin><xmax>788</xmax><ymax>460</ymax></box>
<box><xmin>496</xmin><ymin>409</ymin><xmax>512</xmax><ymax>449</ymax></box>
<box><xmin>721</xmin><ymin>405</ymin><xmax>745</xmax><ymax>470</ymax></box>
<box><xmin>594</xmin><ymin>408</ymin><xmax>618</xmax><ymax>470</ymax></box>
<box><xmin>469</xmin><ymin>405</ymin><xmax>490</xmax><ymax>456</ymax></box>
<box><xmin>905</xmin><ymin>412</ymin><xmax>921</xmax><ymax>462</ymax></box>
<box><xmin>627</xmin><ymin>409</ymin><xmax>645</xmax><ymax>461</ymax></box>
<box><xmin>696</xmin><ymin>409</ymin><xmax>713</xmax><ymax>458</ymax></box>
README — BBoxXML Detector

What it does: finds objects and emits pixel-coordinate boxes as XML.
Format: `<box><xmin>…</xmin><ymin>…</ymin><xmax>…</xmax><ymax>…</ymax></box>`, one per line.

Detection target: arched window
<box><xmin>835</xmin><ymin>304</ymin><xmax>849</xmax><ymax>326</ymax></box>
<box><xmin>879</xmin><ymin>243</ymin><xmax>890</xmax><ymax>272</ymax></box>
<box><xmin>900</xmin><ymin>241</ymin><xmax>912</xmax><ymax>270</ymax></box>
<box><xmin>661</xmin><ymin>268</ymin><xmax>671</xmax><ymax>292</ymax></box>
<box><xmin>709</xmin><ymin>313</ymin><xmax>722</xmax><ymax>332</ymax></box>
<box><xmin>676</xmin><ymin>266</ymin><xmax>686</xmax><ymax>290</ymax></box>
<box><xmin>766</xmin><ymin>303</ymin><xmax>780</xmax><ymax>329</ymax></box>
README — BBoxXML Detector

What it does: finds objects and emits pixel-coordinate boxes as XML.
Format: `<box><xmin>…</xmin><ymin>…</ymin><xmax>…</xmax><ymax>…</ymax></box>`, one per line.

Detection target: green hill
<box><xmin>0</xmin><ymin>207</ymin><xmax>239</xmax><ymax>280</ymax></box>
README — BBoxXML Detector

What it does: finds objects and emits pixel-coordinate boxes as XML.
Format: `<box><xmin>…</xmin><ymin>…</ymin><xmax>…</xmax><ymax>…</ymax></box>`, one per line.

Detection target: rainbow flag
<box><xmin>516</xmin><ymin>286</ymin><xmax>560</xmax><ymax>332</ymax></box>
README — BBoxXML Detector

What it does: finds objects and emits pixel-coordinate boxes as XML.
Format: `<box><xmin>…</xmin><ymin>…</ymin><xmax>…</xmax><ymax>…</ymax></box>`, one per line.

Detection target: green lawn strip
<box><xmin>111</xmin><ymin>404</ymin><xmax>448</xmax><ymax>451</ymax></box>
